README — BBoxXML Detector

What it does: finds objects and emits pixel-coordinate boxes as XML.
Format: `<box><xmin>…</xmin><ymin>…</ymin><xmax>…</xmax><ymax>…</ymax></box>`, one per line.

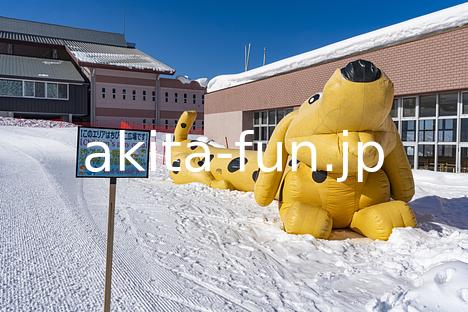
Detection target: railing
<box><xmin>73</xmin><ymin>120</ymin><xmax>204</xmax><ymax>135</ymax></box>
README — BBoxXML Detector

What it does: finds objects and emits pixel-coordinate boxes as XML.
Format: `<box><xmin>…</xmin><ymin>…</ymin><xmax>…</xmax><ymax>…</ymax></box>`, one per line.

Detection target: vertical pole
<box><xmin>244</xmin><ymin>43</ymin><xmax>251</xmax><ymax>71</ymax></box>
<box><xmin>246</xmin><ymin>43</ymin><xmax>251</xmax><ymax>71</ymax></box>
<box><xmin>103</xmin><ymin>177</ymin><xmax>117</xmax><ymax>312</ymax></box>
<box><xmin>90</xmin><ymin>68</ymin><xmax>96</xmax><ymax>123</ymax></box>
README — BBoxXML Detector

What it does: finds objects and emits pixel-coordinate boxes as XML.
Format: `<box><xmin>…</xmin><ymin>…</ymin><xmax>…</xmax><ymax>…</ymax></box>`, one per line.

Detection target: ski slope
<box><xmin>0</xmin><ymin>124</ymin><xmax>467</xmax><ymax>311</ymax></box>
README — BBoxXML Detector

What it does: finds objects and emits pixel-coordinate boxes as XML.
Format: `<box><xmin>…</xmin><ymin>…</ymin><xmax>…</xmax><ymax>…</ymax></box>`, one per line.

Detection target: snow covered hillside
<box><xmin>1</xmin><ymin>124</ymin><xmax>467</xmax><ymax>311</ymax></box>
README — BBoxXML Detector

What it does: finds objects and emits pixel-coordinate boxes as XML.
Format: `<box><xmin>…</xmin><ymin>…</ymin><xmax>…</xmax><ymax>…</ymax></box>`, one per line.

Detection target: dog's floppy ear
<box><xmin>254</xmin><ymin>111</ymin><xmax>296</xmax><ymax>206</ymax></box>
<box><xmin>174</xmin><ymin>111</ymin><xmax>197</xmax><ymax>142</ymax></box>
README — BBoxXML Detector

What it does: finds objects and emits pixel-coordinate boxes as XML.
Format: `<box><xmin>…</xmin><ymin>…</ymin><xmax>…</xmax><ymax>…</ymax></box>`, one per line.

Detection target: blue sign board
<box><xmin>76</xmin><ymin>127</ymin><xmax>151</xmax><ymax>178</ymax></box>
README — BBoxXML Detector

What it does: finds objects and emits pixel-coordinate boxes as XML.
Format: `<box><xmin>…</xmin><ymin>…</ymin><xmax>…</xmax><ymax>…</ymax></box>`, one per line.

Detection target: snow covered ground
<box><xmin>0</xmin><ymin>123</ymin><xmax>467</xmax><ymax>311</ymax></box>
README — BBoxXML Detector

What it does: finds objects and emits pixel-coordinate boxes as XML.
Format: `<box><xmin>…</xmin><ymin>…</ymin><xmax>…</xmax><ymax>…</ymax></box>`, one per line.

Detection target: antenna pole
<box><xmin>263</xmin><ymin>47</ymin><xmax>267</xmax><ymax>65</ymax></box>
<box><xmin>244</xmin><ymin>43</ymin><xmax>252</xmax><ymax>71</ymax></box>
<box><xmin>246</xmin><ymin>43</ymin><xmax>251</xmax><ymax>71</ymax></box>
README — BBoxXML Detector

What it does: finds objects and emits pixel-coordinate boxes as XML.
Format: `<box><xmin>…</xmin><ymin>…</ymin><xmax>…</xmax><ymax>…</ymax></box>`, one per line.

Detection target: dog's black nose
<box><xmin>341</xmin><ymin>60</ymin><xmax>381</xmax><ymax>82</ymax></box>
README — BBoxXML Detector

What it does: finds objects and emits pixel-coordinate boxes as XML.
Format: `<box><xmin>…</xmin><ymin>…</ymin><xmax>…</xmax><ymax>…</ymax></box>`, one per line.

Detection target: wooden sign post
<box><xmin>75</xmin><ymin>127</ymin><xmax>151</xmax><ymax>312</ymax></box>
<box><xmin>103</xmin><ymin>177</ymin><xmax>117</xmax><ymax>312</ymax></box>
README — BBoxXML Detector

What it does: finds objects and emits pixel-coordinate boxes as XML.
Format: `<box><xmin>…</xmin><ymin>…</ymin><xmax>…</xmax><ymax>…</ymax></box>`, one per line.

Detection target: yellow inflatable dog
<box><xmin>168</xmin><ymin>111</ymin><xmax>259</xmax><ymax>191</ymax></box>
<box><xmin>169</xmin><ymin>60</ymin><xmax>416</xmax><ymax>240</ymax></box>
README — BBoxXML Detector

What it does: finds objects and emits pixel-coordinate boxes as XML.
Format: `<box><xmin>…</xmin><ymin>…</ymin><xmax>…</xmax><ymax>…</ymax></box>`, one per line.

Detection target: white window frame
<box><xmin>0</xmin><ymin>77</ymin><xmax>69</xmax><ymax>100</ymax></box>
<box><xmin>395</xmin><ymin>90</ymin><xmax>467</xmax><ymax>173</ymax></box>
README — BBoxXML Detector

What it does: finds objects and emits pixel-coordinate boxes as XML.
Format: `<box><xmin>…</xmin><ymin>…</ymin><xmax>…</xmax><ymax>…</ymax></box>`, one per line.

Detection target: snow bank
<box><xmin>176</xmin><ymin>75</ymin><xmax>208</xmax><ymax>88</ymax></box>
<box><xmin>0</xmin><ymin>117</ymin><xmax>75</xmax><ymax>128</ymax></box>
<box><xmin>208</xmin><ymin>3</ymin><xmax>468</xmax><ymax>93</ymax></box>
<box><xmin>193</xmin><ymin>135</ymin><xmax>225</xmax><ymax>148</ymax></box>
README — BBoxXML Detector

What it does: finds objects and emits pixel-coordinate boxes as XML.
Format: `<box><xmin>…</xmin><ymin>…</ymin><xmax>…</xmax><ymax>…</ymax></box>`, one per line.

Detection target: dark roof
<box><xmin>0</xmin><ymin>16</ymin><xmax>126</xmax><ymax>47</ymax></box>
<box><xmin>0</xmin><ymin>30</ymin><xmax>63</xmax><ymax>45</ymax></box>
<box><xmin>0</xmin><ymin>54</ymin><xmax>85</xmax><ymax>82</ymax></box>
<box><xmin>0</xmin><ymin>16</ymin><xmax>175</xmax><ymax>74</ymax></box>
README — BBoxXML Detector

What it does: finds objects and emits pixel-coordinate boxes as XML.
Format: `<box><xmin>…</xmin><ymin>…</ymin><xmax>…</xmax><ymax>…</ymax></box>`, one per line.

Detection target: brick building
<box><xmin>0</xmin><ymin>16</ymin><xmax>206</xmax><ymax>129</ymax></box>
<box><xmin>205</xmin><ymin>4</ymin><xmax>468</xmax><ymax>173</ymax></box>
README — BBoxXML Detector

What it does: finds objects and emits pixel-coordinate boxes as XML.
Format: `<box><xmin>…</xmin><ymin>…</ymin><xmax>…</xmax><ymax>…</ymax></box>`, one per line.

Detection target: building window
<box><xmin>417</xmin><ymin>145</ymin><xmax>435</xmax><ymax>171</ymax></box>
<box><xmin>390</xmin><ymin>99</ymin><xmax>398</xmax><ymax>118</ymax></box>
<box><xmin>143</xmin><ymin>90</ymin><xmax>146</xmax><ymax>101</ymax></box>
<box><xmin>438</xmin><ymin>119</ymin><xmax>456</xmax><ymax>142</ymax></box>
<box><xmin>165</xmin><ymin>92</ymin><xmax>168</xmax><ymax>102</ymax></box>
<box><xmin>0</xmin><ymin>79</ymin><xmax>22</xmax><ymax>96</ymax></box>
<box><xmin>401</xmin><ymin>120</ymin><xmax>416</xmax><ymax>142</ymax></box>
<box><xmin>253</xmin><ymin>108</ymin><xmax>294</xmax><ymax>150</ymax></box>
<box><xmin>402</xmin><ymin>97</ymin><xmax>416</xmax><ymax>117</ymax></box>
<box><xmin>112</xmin><ymin>88</ymin><xmax>116</xmax><ymax>99</ymax></box>
<box><xmin>24</xmin><ymin>81</ymin><xmax>34</xmax><ymax>97</ymax></box>
<box><xmin>418</xmin><ymin>120</ymin><xmax>435</xmax><ymax>142</ymax></box>
<box><xmin>175</xmin><ymin>93</ymin><xmax>178</xmax><ymax>103</ymax></box>
<box><xmin>47</xmin><ymin>83</ymin><xmax>58</xmax><ymax>98</ymax></box>
<box><xmin>0</xmin><ymin>79</ymin><xmax>67</xmax><ymax>100</ymax></box>
<box><xmin>122</xmin><ymin>89</ymin><xmax>126</xmax><ymax>100</ymax></box>
<box><xmin>193</xmin><ymin>94</ymin><xmax>196</xmax><ymax>104</ymax></box>
<box><xmin>461</xmin><ymin>118</ymin><xmax>468</xmax><ymax>142</ymax></box>
<box><xmin>101</xmin><ymin>87</ymin><xmax>106</xmax><ymax>99</ymax></box>
<box><xmin>184</xmin><ymin>93</ymin><xmax>187</xmax><ymax>103</ymax></box>
<box><xmin>165</xmin><ymin>119</ymin><xmax>168</xmax><ymax>129</ymax></box>
<box><xmin>439</xmin><ymin>93</ymin><xmax>458</xmax><ymax>116</ymax></box>
<box><xmin>463</xmin><ymin>92</ymin><xmax>468</xmax><ymax>115</ymax></box>
<box><xmin>419</xmin><ymin>94</ymin><xmax>436</xmax><ymax>117</ymax></box>
<box><xmin>152</xmin><ymin>91</ymin><xmax>156</xmax><ymax>102</ymax></box>
<box><xmin>58</xmin><ymin>84</ymin><xmax>68</xmax><ymax>99</ymax></box>
<box><xmin>461</xmin><ymin>147</ymin><xmax>468</xmax><ymax>173</ymax></box>
<box><xmin>404</xmin><ymin>146</ymin><xmax>415</xmax><ymax>168</ymax></box>
<box><xmin>202</xmin><ymin>94</ymin><xmax>205</xmax><ymax>105</ymax></box>
<box><xmin>35</xmin><ymin>81</ymin><xmax>45</xmax><ymax>98</ymax></box>
<box><xmin>394</xmin><ymin>91</ymin><xmax>468</xmax><ymax>173</ymax></box>
<box><xmin>437</xmin><ymin>145</ymin><xmax>456</xmax><ymax>172</ymax></box>
<box><xmin>132</xmin><ymin>90</ymin><xmax>136</xmax><ymax>101</ymax></box>
<box><xmin>202</xmin><ymin>120</ymin><xmax>204</xmax><ymax>130</ymax></box>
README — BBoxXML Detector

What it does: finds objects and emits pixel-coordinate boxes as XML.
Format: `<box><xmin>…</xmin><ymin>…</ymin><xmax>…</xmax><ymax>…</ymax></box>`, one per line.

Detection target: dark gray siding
<box><xmin>0</xmin><ymin>84</ymin><xmax>88</xmax><ymax>115</ymax></box>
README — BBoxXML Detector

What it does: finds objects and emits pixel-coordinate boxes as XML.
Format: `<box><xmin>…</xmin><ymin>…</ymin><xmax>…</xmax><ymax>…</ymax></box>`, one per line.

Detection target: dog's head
<box><xmin>286</xmin><ymin>59</ymin><xmax>393</xmax><ymax>139</ymax></box>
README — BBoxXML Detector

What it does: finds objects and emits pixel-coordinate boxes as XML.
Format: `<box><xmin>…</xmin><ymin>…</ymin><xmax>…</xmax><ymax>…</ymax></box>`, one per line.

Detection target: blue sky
<box><xmin>3</xmin><ymin>0</ymin><xmax>465</xmax><ymax>79</ymax></box>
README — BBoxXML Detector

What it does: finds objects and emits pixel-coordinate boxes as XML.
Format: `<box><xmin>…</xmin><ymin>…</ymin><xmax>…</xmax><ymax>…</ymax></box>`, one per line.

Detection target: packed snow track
<box><xmin>0</xmin><ymin>125</ymin><xmax>467</xmax><ymax>311</ymax></box>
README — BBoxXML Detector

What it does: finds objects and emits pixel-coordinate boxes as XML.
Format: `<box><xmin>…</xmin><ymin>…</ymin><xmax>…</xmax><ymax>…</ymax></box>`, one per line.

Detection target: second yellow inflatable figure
<box><xmin>169</xmin><ymin>60</ymin><xmax>416</xmax><ymax>240</ymax></box>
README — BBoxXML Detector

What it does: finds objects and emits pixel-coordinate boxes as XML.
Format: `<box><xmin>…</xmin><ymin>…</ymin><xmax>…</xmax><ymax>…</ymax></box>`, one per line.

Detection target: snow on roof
<box><xmin>176</xmin><ymin>75</ymin><xmax>209</xmax><ymax>88</ymax></box>
<box><xmin>208</xmin><ymin>3</ymin><xmax>468</xmax><ymax>93</ymax></box>
<box><xmin>66</xmin><ymin>41</ymin><xmax>175</xmax><ymax>74</ymax></box>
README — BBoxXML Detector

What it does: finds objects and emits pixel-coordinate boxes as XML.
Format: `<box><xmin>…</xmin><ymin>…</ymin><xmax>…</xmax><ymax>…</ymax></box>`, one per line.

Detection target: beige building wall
<box><xmin>205</xmin><ymin>110</ymin><xmax>249</xmax><ymax>147</ymax></box>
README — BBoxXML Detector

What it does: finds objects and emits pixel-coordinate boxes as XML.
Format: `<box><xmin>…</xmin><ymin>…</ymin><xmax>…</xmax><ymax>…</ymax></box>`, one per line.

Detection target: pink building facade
<box><xmin>84</xmin><ymin>67</ymin><xmax>205</xmax><ymax>130</ymax></box>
